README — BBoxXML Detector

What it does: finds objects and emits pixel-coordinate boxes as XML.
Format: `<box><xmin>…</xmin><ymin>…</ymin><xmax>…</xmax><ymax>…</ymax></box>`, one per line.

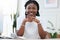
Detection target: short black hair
<box><xmin>25</xmin><ymin>0</ymin><xmax>40</xmax><ymax>16</ymax></box>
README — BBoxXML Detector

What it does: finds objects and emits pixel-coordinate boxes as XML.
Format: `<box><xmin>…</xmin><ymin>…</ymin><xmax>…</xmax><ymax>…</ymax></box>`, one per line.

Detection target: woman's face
<box><xmin>25</xmin><ymin>3</ymin><xmax>37</xmax><ymax>17</ymax></box>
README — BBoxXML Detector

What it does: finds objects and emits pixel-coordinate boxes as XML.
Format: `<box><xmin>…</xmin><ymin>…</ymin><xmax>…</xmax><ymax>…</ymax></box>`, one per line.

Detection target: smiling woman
<box><xmin>17</xmin><ymin>0</ymin><xmax>51</xmax><ymax>39</ymax></box>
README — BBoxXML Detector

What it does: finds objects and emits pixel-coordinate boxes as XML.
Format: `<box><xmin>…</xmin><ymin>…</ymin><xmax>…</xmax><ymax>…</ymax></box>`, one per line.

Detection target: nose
<box><xmin>30</xmin><ymin>9</ymin><xmax>34</xmax><ymax>13</ymax></box>
<box><xmin>28</xmin><ymin>13</ymin><xmax>33</xmax><ymax>16</ymax></box>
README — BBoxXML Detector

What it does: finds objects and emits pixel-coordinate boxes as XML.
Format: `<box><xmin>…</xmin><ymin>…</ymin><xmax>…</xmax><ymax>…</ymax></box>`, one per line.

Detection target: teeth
<box><xmin>30</xmin><ymin>13</ymin><xmax>32</xmax><ymax>14</ymax></box>
<box><xmin>31</xmin><ymin>13</ymin><xmax>33</xmax><ymax>14</ymax></box>
<box><xmin>30</xmin><ymin>13</ymin><xmax>33</xmax><ymax>14</ymax></box>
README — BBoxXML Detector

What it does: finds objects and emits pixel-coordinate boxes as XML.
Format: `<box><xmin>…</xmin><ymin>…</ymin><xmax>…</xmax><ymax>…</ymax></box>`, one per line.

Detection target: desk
<box><xmin>0</xmin><ymin>39</ymin><xmax>60</xmax><ymax>40</ymax></box>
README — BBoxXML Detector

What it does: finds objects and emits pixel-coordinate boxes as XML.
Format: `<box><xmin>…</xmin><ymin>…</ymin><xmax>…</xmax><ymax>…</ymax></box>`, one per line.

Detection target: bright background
<box><xmin>0</xmin><ymin>0</ymin><xmax>60</xmax><ymax>37</ymax></box>
<box><xmin>0</xmin><ymin>0</ymin><xmax>17</xmax><ymax>37</ymax></box>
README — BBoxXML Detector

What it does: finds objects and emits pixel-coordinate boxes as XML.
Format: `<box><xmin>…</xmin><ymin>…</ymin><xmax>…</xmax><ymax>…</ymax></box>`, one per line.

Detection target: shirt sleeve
<box><xmin>36</xmin><ymin>16</ymin><xmax>48</xmax><ymax>31</ymax></box>
<box><xmin>17</xmin><ymin>16</ymin><xmax>25</xmax><ymax>30</ymax></box>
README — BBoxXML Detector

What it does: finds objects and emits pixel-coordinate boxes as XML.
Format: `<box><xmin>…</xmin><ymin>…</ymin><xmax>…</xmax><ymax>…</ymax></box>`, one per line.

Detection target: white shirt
<box><xmin>17</xmin><ymin>16</ymin><xmax>47</xmax><ymax>39</ymax></box>
<box><xmin>23</xmin><ymin>21</ymin><xmax>40</xmax><ymax>39</ymax></box>
<box><xmin>17</xmin><ymin>16</ymin><xmax>47</xmax><ymax>31</ymax></box>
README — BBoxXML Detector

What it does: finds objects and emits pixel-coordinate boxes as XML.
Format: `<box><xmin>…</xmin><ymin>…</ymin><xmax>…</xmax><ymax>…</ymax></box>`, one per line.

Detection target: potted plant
<box><xmin>10</xmin><ymin>14</ymin><xmax>17</xmax><ymax>33</ymax></box>
<box><xmin>50</xmin><ymin>32</ymin><xmax>57</xmax><ymax>38</ymax></box>
<box><xmin>13</xmin><ymin>14</ymin><xmax>16</xmax><ymax>33</ymax></box>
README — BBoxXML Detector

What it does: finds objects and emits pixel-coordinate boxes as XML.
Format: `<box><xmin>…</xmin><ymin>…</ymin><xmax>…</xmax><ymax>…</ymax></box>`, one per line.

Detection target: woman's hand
<box><xmin>17</xmin><ymin>18</ymin><xmax>27</xmax><ymax>36</ymax></box>
<box><xmin>26</xmin><ymin>13</ymin><xmax>35</xmax><ymax>22</ymax></box>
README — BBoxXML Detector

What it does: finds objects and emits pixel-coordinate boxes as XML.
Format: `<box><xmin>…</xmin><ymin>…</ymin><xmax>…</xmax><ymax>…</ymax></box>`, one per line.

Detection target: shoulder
<box><xmin>17</xmin><ymin>16</ymin><xmax>25</xmax><ymax>19</ymax></box>
<box><xmin>36</xmin><ymin>16</ymin><xmax>47</xmax><ymax>23</ymax></box>
<box><xmin>22</xmin><ymin>18</ymin><xmax>27</xmax><ymax>22</ymax></box>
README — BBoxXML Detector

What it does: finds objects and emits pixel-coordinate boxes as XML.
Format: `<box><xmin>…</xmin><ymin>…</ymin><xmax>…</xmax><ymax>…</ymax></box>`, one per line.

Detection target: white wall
<box><xmin>0</xmin><ymin>10</ymin><xmax>3</xmax><ymax>33</ymax></box>
<box><xmin>0</xmin><ymin>0</ymin><xmax>3</xmax><ymax>34</ymax></box>
<box><xmin>40</xmin><ymin>0</ymin><xmax>60</xmax><ymax>34</ymax></box>
<box><xmin>0</xmin><ymin>0</ymin><xmax>17</xmax><ymax>37</ymax></box>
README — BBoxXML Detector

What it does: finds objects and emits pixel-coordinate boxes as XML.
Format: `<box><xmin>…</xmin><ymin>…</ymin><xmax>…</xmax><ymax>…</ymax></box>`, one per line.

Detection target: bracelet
<box><xmin>37</xmin><ymin>22</ymin><xmax>41</xmax><ymax>25</ymax></box>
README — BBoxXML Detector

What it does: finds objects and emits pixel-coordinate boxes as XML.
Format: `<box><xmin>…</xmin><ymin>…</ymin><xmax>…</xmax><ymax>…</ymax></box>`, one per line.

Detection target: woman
<box><xmin>17</xmin><ymin>0</ymin><xmax>51</xmax><ymax>39</ymax></box>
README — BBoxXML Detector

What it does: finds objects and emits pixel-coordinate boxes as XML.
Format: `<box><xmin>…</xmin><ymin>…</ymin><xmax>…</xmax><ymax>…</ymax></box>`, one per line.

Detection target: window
<box><xmin>0</xmin><ymin>0</ymin><xmax>18</xmax><ymax>36</ymax></box>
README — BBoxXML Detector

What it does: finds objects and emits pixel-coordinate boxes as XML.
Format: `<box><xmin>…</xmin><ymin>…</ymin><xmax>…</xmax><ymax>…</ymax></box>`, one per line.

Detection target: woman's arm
<box><xmin>38</xmin><ymin>22</ymin><xmax>51</xmax><ymax>39</ymax></box>
<box><xmin>34</xmin><ymin>19</ymin><xmax>51</xmax><ymax>39</ymax></box>
<box><xmin>17</xmin><ymin>19</ymin><xmax>26</xmax><ymax>36</ymax></box>
<box><xmin>38</xmin><ymin>22</ymin><xmax>46</xmax><ymax>39</ymax></box>
<box><xmin>45</xmin><ymin>31</ymin><xmax>51</xmax><ymax>39</ymax></box>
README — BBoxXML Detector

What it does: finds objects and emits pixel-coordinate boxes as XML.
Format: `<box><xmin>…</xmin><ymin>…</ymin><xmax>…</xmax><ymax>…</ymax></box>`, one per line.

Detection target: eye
<box><xmin>28</xmin><ymin>7</ymin><xmax>31</xmax><ymax>9</ymax></box>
